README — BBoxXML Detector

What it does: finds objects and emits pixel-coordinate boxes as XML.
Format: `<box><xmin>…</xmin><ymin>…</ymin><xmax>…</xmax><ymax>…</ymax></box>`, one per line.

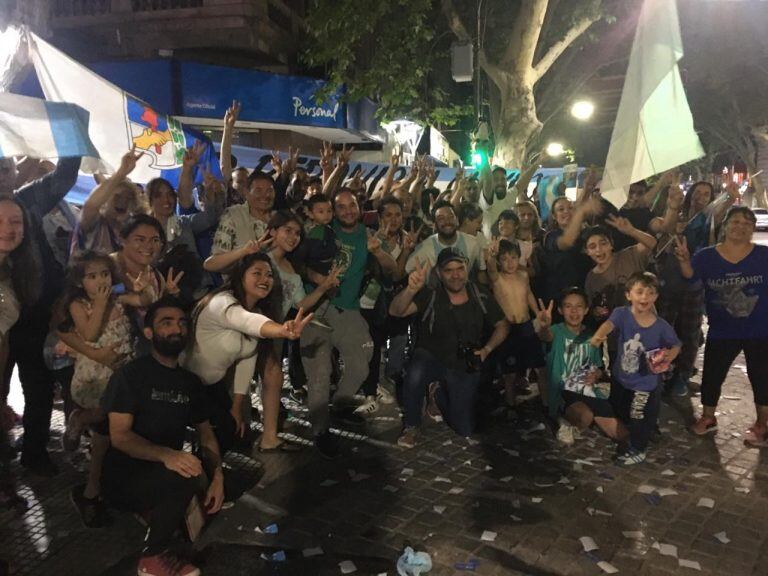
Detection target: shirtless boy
<box><xmin>487</xmin><ymin>239</ymin><xmax>546</xmax><ymax>406</ymax></box>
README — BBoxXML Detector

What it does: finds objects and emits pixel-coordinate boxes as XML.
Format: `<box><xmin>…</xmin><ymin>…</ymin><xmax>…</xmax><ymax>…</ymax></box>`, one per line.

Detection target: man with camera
<box><xmin>390</xmin><ymin>247</ymin><xmax>509</xmax><ymax>447</ymax></box>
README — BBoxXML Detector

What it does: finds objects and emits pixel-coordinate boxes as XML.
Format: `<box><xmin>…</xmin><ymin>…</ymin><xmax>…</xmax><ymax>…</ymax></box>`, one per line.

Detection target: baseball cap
<box><xmin>436</xmin><ymin>247</ymin><xmax>467</xmax><ymax>269</ymax></box>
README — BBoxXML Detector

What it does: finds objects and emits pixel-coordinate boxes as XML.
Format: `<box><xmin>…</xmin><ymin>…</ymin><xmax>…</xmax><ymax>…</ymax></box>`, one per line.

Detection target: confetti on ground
<box><xmin>596</xmin><ymin>486</ymin><xmax>604</xmax><ymax>493</ymax></box>
<box><xmin>383</xmin><ymin>485</ymin><xmax>398</xmax><ymax>493</ymax></box>
<box><xmin>510</xmin><ymin>514</ymin><xmax>522</xmax><ymax>522</ymax></box>
<box><xmin>481</xmin><ymin>530</ymin><xmax>497</xmax><ymax>542</ymax></box>
<box><xmin>586</xmin><ymin>507</ymin><xmax>613</xmax><ymax>517</ymax></box>
<box><xmin>531</xmin><ymin>497</ymin><xmax>543</xmax><ymax>503</ymax></box>
<box><xmin>714</xmin><ymin>531</ymin><xmax>730</xmax><ymax>544</ymax></box>
<box><xmin>692</xmin><ymin>473</ymin><xmax>710</xmax><ymax>479</ymax></box>
<box><xmin>339</xmin><ymin>560</ymin><xmax>357</xmax><ymax>574</ymax></box>
<box><xmin>697</xmin><ymin>497</ymin><xmax>715</xmax><ymax>509</ymax></box>
<box><xmin>597</xmin><ymin>561</ymin><xmax>619</xmax><ymax>574</ymax></box>
<box><xmin>580</xmin><ymin>536</ymin><xmax>599</xmax><ymax>552</ymax></box>
<box><xmin>622</xmin><ymin>530</ymin><xmax>644</xmax><ymax>539</ymax></box>
<box><xmin>320</xmin><ymin>479</ymin><xmax>338</xmax><ymax>487</ymax></box>
<box><xmin>500</xmin><ymin>475</ymin><xmax>513</xmax><ymax>482</ymax></box>
<box><xmin>679</xmin><ymin>559</ymin><xmax>702</xmax><ymax>570</ymax></box>
<box><xmin>303</xmin><ymin>547</ymin><xmax>324</xmax><ymax>557</ymax></box>
<box><xmin>433</xmin><ymin>505</ymin><xmax>446</xmax><ymax>514</ymax></box>
<box><xmin>401</xmin><ymin>468</ymin><xmax>414</xmax><ymax>476</ymax></box>
<box><xmin>653</xmin><ymin>542</ymin><xmax>678</xmax><ymax>558</ymax></box>
<box><xmin>448</xmin><ymin>487</ymin><xmax>464</xmax><ymax>495</ymax></box>
<box><xmin>661</xmin><ymin>469</ymin><xmax>676</xmax><ymax>476</ymax></box>
<box><xmin>656</xmin><ymin>488</ymin><xmax>678</xmax><ymax>497</ymax></box>
<box><xmin>637</xmin><ymin>484</ymin><xmax>656</xmax><ymax>494</ymax></box>
<box><xmin>435</xmin><ymin>476</ymin><xmax>452</xmax><ymax>483</ymax></box>
<box><xmin>735</xmin><ymin>486</ymin><xmax>751</xmax><ymax>494</ymax></box>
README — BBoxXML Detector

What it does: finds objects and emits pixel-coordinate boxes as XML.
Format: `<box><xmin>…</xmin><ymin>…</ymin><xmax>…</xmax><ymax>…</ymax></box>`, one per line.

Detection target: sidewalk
<box><xmin>2</xmin><ymin>350</ymin><xmax>768</xmax><ymax>576</ymax></box>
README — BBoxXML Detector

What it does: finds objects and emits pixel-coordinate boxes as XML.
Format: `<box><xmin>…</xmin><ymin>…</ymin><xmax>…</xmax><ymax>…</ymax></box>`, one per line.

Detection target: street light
<box><xmin>546</xmin><ymin>142</ymin><xmax>565</xmax><ymax>157</ymax></box>
<box><xmin>570</xmin><ymin>100</ymin><xmax>595</xmax><ymax>121</ymax></box>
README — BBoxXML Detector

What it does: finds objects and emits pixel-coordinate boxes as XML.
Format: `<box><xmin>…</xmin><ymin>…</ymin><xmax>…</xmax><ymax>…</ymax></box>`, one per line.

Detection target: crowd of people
<box><xmin>2</xmin><ymin>101</ymin><xmax>768</xmax><ymax>576</ymax></box>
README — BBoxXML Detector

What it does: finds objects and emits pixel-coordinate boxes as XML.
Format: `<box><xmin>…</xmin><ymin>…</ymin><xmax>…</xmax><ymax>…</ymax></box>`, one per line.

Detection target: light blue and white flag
<box><xmin>0</xmin><ymin>92</ymin><xmax>99</xmax><ymax>160</ymax></box>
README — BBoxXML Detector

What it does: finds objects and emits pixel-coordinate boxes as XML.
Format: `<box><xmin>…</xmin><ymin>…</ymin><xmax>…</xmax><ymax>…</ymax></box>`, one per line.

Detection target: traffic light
<box><xmin>471</xmin><ymin>149</ymin><xmax>487</xmax><ymax>169</ymax></box>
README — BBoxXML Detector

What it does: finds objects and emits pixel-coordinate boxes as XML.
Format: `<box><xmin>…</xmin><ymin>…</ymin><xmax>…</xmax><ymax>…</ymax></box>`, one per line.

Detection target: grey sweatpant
<box><xmin>300</xmin><ymin>303</ymin><xmax>373</xmax><ymax>434</ymax></box>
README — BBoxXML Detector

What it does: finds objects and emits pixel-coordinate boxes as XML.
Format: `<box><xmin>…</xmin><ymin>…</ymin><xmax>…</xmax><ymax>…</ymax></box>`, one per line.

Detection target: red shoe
<box><xmin>744</xmin><ymin>424</ymin><xmax>768</xmax><ymax>448</ymax></box>
<box><xmin>690</xmin><ymin>415</ymin><xmax>718</xmax><ymax>436</ymax></box>
<box><xmin>137</xmin><ymin>551</ymin><xmax>200</xmax><ymax>576</ymax></box>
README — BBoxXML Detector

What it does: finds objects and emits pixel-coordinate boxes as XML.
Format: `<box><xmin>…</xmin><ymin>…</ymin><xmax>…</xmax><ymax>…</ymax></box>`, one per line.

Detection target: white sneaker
<box><xmin>556</xmin><ymin>419</ymin><xmax>575</xmax><ymax>445</ymax></box>
<box><xmin>354</xmin><ymin>396</ymin><xmax>379</xmax><ymax>415</ymax></box>
<box><xmin>376</xmin><ymin>383</ymin><xmax>395</xmax><ymax>405</ymax></box>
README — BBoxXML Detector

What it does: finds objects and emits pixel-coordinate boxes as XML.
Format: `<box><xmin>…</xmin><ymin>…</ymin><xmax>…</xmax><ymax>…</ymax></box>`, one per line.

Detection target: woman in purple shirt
<box><xmin>677</xmin><ymin>206</ymin><xmax>768</xmax><ymax>446</ymax></box>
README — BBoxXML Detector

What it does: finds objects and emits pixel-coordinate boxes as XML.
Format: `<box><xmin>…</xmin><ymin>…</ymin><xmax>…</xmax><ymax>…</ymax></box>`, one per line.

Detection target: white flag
<box><xmin>601</xmin><ymin>0</ymin><xmax>704</xmax><ymax>207</ymax></box>
<box><xmin>28</xmin><ymin>32</ymin><xmax>212</xmax><ymax>183</ymax></box>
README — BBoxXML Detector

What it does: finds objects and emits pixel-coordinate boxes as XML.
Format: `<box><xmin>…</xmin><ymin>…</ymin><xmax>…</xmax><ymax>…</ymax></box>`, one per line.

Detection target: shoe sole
<box><xmin>691</xmin><ymin>424</ymin><xmax>717</xmax><ymax>436</ymax></box>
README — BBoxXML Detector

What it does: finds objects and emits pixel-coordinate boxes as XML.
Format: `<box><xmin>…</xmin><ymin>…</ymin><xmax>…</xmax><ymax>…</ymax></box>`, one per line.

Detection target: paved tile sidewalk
<box><xmin>2</xmin><ymin>352</ymin><xmax>768</xmax><ymax>576</ymax></box>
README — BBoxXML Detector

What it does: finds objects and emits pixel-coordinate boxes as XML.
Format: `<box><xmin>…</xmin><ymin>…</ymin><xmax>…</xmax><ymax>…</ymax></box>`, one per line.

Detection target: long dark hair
<box><xmin>55</xmin><ymin>250</ymin><xmax>117</xmax><ymax>332</ymax></box>
<box><xmin>681</xmin><ymin>181</ymin><xmax>714</xmax><ymax>218</ymax></box>
<box><xmin>0</xmin><ymin>197</ymin><xmax>40</xmax><ymax>306</ymax></box>
<box><xmin>191</xmin><ymin>252</ymin><xmax>282</xmax><ymax>341</ymax></box>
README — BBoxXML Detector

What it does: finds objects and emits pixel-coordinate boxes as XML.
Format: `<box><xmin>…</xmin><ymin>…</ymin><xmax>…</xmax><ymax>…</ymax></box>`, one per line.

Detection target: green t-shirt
<box><xmin>331</xmin><ymin>221</ymin><xmax>369</xmax><ymax>310</ymax></box>
<box><xmin>546</xmin><ymin>323</ymin><xmax>603</xmax><ymax>418</ymax></box>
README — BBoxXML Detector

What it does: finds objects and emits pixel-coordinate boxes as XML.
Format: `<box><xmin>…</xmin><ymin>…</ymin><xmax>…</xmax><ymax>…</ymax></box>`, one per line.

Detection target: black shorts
<box><xmin>562</xmin><ymin>390</ymin><xmax>615</xmax><ymax>419</ymax></box>
<box><xmin>495</xmin><ymin>320</ymin><xmax>546</xmax><ymax>374</ymax></box>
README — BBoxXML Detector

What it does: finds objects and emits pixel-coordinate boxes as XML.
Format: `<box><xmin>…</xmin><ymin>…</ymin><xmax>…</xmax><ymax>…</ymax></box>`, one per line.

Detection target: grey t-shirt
<box><xmin>0</xmin><ymin>275</ymin><xmax>20</xmax><ymax>338</ymax></box>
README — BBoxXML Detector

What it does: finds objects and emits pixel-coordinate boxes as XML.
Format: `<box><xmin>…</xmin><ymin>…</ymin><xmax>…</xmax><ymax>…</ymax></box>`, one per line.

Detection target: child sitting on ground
<box><xmin>487</xmin><ymin>239</ymin><xmax>546</xmax><ymax>406</ymax></box>
<box><xmin>590</xmin><ymin>272</ymin><xmax>680</xmax><ymax>465</ymax></box>
<box><xmin>536</xmin><ymin>287</ymin><xmax>627</xmax><ymax>445</ymax></box>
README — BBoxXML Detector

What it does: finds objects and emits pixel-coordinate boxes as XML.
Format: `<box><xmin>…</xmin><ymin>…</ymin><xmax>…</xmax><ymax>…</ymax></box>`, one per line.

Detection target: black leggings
<box><xmin>701</xmin><ymin>337</ymin><xmax>768</xmax><ymax>407</ymax></box>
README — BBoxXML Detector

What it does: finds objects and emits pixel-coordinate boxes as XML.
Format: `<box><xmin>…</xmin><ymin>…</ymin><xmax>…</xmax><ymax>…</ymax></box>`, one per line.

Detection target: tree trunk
<box><xmin>489</xmin><ymin>74</ymin><xmax>542</xmax><ymax>168</ymax></box>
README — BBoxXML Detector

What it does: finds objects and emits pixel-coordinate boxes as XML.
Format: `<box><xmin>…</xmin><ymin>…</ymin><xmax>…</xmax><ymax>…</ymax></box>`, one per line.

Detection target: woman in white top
<box><xmin>183</xmin><ymin>252</ymin><xmax>312</xmax><ymax>452</ymax></box>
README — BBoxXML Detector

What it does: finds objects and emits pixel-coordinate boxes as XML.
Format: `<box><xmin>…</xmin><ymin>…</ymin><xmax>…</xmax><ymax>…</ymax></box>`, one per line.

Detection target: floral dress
<box><xmin>71</xmin><ymin>301</ymin><xmax>134</xmax><ymax>410</ymax></box>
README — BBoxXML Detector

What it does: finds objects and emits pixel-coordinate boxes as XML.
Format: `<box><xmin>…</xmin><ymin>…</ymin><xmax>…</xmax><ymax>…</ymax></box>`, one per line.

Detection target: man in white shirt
<box><xmin>406</xmin><ymin>201</ymin><xmax>486</xmax><ymax>282</ymax></box>
<box><xmin>204</xmin><ymin>172</ymin><xmax>274</xmax><ymax>273</ymax></box>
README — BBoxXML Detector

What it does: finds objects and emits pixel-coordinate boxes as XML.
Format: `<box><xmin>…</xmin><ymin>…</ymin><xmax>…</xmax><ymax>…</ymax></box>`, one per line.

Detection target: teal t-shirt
<box><xmin>331</xmin><ymin>221</ymin><xmax>368</xmax><ymax>310</ymax></box>
<box><xmin>546</xmin><ymin>323</ymin><xmax>603</xmax><ymax>418</ymax></box>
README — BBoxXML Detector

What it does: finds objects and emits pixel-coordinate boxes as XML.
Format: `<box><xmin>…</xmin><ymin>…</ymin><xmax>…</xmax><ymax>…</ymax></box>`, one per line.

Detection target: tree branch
<box><xmin>441</xmin><ymin>0</ymin><xmax>471</xmax><ymax>42</ymax></box>
<box><xmin>479</xmin><ymin>49</ymin><xmax>504</xmax><ymax>89</ymax></box>
<box><xmin>504</xmin><ymin>0</ymin><xmax>549</xmax><ymax>74</ymax></box>
<box><xmin>533</xmin><ymin>13</ymin><xmax>601</xmax><ymax>83</ymax></box>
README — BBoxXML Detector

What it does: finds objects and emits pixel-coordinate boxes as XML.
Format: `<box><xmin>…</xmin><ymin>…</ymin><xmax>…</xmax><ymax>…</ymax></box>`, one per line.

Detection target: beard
<box><xmin>152</xmin><ymin>333</ymin><xmax>187</xmax><ymax>357</ymax></box>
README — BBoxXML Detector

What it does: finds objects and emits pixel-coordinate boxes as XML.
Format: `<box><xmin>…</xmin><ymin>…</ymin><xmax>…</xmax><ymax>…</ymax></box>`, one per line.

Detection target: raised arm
<box><xmin>80</xmin><ymin>148</ymin><xmax>141</xmax><ymax>232</ymax></box>
<box><xmin>390</xmin><ymin>260</ymin><xmax>428</xmax><ymax>317</ymax></box>
<box><xmin>556</xmin><ymin>196</ymin><xmax>601</xmax><ymax>251</ymax></box>
<box><xmin>219</xmin><ymin>100</ymin><xmax>240</xmax><ymax>184</ymax></box>
<box><xmin>651</xmin><ymin>183</ymin><xmax>683</xmax><ymax>235</ymax></box>
<box><xmin>177</xmin><ymin>140</ymin><xmax>207</xmax><ymax>210</ymax></box>
<box><xmin>204</xmin><ymin>233</ymin><xmax>273</xmax><ymax>273</ymax></box>
<box><xmin>674</xmin><ymin>236</ymin><xmax>694</xmax><ymax>279</ymax></box>
<box><xmin>15</xmin><ymin>156</ymin><xmax>81</xmax><ymax>218</ymax></box>
<box><xmin>323</xmin><ymin>144</ymin><xmax>353</xmax><ymax>197</ymax></box>
<box><xmin>605</xmin><ymin>214</ymin><xmax>657</xmax><ymax>254</ymax></box>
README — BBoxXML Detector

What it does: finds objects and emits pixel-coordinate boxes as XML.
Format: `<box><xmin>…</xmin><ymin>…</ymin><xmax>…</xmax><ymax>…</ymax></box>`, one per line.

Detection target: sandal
<box><xmin>257</xmin><ymin>441</ymin><xmax>302</xmax><ymax>453</ymax></box>
<box><xmin>744</xmin><ymin>424</ymin><xmax>768</xmax><ymax>448</ymax></box>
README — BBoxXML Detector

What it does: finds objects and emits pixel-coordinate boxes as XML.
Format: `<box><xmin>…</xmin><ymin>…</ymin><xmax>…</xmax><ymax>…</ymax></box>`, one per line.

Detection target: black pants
<box><xmin>205</xmin><ymin>381</ymin><xmax>236</xmax><ymax>454</ymax></box>
<box><xmin>7</xmin><ymin>317</ymin><xmax>54</xmax><ymax>460</ymax></box>
<box><xmin>615</xmin><ymin>385</ymin><xmax>661</xmax><ymax>452</ymax></box>
<box><xmin>701</xmin><ymin>337</ymin><xmax>768</xmax><ymax>407</ymax></box>
<box><xmin>102</xmin><ymin>451</ymin><xmax>203</xmax><ymax>556</ymax></box>
<box><xmin>360</xmin><ymin>308</ymin><xmax>387</xmax><ymax>397</ymax></box>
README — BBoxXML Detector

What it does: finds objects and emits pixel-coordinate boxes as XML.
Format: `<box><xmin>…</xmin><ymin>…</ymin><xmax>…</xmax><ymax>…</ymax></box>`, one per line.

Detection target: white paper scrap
<box><xmin>657</xmin><ymin>488</ymin><xmax>678</xmax><ymax>497</ymax></box>
<box><xmin>679</xmin><ymin>559</ymin><xmax>701</xmax><ymax>570</ymax></box>
<box><xmin>580</xmin><ymin>536</ymin><xmax>599</xmax><ymax>552</ymax></box>
<box><xmin>383</xmin><ymin>485</ymin><xmax>398</xmax><ymax>493</ymax></box>
<box><xmin>661</xmin><ymin>469</ymin><xmax>676</xmax><ymax>476</ymax></box>
<box><xmin>637</xmin><ymin>484</ymin><xmax>657</xmax><ymax>494</ymax></box>
<box><xmin>653</xmin><ymin>542</ymin><xmax>678</xmax><ymax>558</ymax></box>
<box><xmin>622</xmin><ymin>531</ymin><xmax>644</xmax><ymax>539</ymax></box>
<box><xmin>692</xmin><ymin>473</ymin><xmax>710</xmax><ymax>479</ymax></box>
<box><xmin>500</xmin><ymin>475</ymin><xmax>513</xmax><ymax>483</ymax></box>
<box><xmin>510</xmin><ymin>514</ymin><xmax>522</xmax><ymax>522</ymax></box>
<box><xmin>597</xmin><ymin>561</ymin><xmax>619</xmax><ymax>574</ymax></box>
<box><xmin>401</xmin><ymin>468</ymin><xmax>414</xmax><ymax>476</ymax></box>
<box><xmin>596</xmin><ymin>486</ymin><xmax>604</xmax><ymax>493</ymax></box>
<box><xmin>481</xmin><ymin>530</ymin><xmax>497</xmax><ymax>542</ymax></box>
<box><xmin>339</xmin><ymin>560</ymin><xmax>357</xmax><ymax>574</ymax></box>
<box><xmin>303</xmin><ymin>547</ymin><xmax>324</xmax><ymax>557</ymax></box>
<box><xmin>433</xmin><ymin>505</ymin><xmax>446</xmax><ymax>514</ymax></box>
<box><xmin>531</xmin><ymin>497</ymin><xmax>543</xmax><ymax>503</ymax></box>
<box><xmin>587</xmin><ymin>507</ymin><xmax>613</xmax><ymax>517</ymax></box>
<box><xmin>434</xmin><ymin>476</ymin><xmax>452</xmax><ymax>483</ymax></box>
<box><xmin>735</xmin><ymin>486</ymin><xmax>751</xmax><ymax>494</ymax></box>
<box><xmin>448</xmin><ymin>487</ymin><xmax>464</xmax><ymax>495</ymax></box>
<box><xmin>320</xmin><ymin>479</ymin><xmax>338</xmax><ymax>487</ymax></box>
<box><xmin>714</xmin><ymin>531</ymin><xmax>730</xmax><ymax>544</ymax></box>
<box><xmin>697</xmin><ymin>497</ymin><xmax>715</xmax><ymax>509</ymax></box>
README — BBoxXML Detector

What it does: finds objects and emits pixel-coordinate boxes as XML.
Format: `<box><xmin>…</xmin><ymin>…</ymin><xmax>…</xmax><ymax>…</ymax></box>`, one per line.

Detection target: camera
<box><xmin>458</xmin><ymin>343</ymin><xmax>483</xmax><ymax>373</ymax></box>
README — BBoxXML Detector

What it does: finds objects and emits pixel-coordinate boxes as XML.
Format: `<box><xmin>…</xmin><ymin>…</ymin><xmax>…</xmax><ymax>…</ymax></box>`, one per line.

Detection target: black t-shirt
<box><xmin>412</xmin><ymin>283</ymin><xmax>504</xmax><ymax>372</ymax></box>
<box><xmin>614</xmin><ymin>206</ymin><xmax>655</xmax><ymax>251</ymax></box>
<box><xmin>102</xmin><ymin>356</ymin><xmax>209</xmax><ymax>452</ymax></box>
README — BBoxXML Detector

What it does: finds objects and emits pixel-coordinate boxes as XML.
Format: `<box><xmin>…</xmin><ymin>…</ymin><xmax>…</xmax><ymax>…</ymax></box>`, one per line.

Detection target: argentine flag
<box><xmin>0</xmin><ymin>92</ymin><xmax>99</xmax><ymax>161</ymax></box>
<box><xmin>27</xmin><ymin>32</ymin><xmax>221</xmax><ymax>187</ymax></box>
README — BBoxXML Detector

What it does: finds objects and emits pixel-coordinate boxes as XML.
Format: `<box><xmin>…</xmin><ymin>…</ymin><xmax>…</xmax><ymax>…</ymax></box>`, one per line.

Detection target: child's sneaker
<box><xmin>615</xmin><ymin>447</ymin><xmax>646</xmax><ymax>466</ymax></box>
<box><xmin>354</xmin><ymin>396</ymin><xmax>379</xmax><ymax>415</ymax></box>
<box><xmin>690</xmin><ymin>415</ymin><xmax>717</xmax><ymax>436</ymax></box>
<box><xmin>376</xmin><ymin>383</ymin><xmax>395</xmax><ymax>405</ymax></box>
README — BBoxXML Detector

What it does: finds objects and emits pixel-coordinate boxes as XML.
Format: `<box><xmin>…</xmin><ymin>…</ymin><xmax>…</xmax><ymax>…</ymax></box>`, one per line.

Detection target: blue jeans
<box><xmin>403</xmin><ymin>348</ymin><xmax>481</xmax><ymax>437</ymax></box>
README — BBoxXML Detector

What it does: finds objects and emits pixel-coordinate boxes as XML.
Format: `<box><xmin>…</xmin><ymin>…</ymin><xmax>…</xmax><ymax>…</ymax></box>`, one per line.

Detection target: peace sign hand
<box><xmin>605</xmin><ymin>214</ymin><xmax>633</xmax><ymax>235</ymax></box>
<box><xmin>407</xmin><ymin>258</ymin><xmax>429</xmax><ymax>292</ymax></box>
<box><xmin>281</xmin><ymin>307</ymin><xmax>314</xmax><ymax>340</ymax></box>
<box><xmin>320</xmin><ymin>265</ymin><xmax>341</xmax><ymax>291</ymax></box>
<box><xmin>320</xmin><ymin>141</ymin><xmax>335</xmax><ymax>168</ymax></box>
<box><xmin>117</xmin><ymin>145</ymin><xmax>143</xmax><ymax>178</ymax></box>
<box><xmin>240</xmin><ymin>232</ymin><xmax>273</xmax><ymax>257</ymax></box>
<box><xmin>224</xmin><ymin>100</ymin><xmax>241</xmax><ymax>129</ymax></box>
<box><xmin>285</xmin><ymin>146</ymin><xmax>301</xmax><ymax>174</ymax></box>
<box><xmin>367</xmin><ymin>233</ymin><xmax>383</xmax><ymax>254</ymax></box>
<box><xmin>673</xmin><ymin>235</ymin><xmax>690</xmax><ymax>262</ymax></box>
<box><xmin>338</xmin><ymin>144</ymin><xmax>355</xmax><ymax>166</ymax></box>
<box><xmin>128</xmin><ymin>267</ymin><xmax>151</xmax><ymax>293</ymax></box>
<box><xmin>270</xmin><ymin>149</ymin><xmax>283</xmax><ymax>174</ymax></box>
<box><xmin>536</xmin><ymin>298</ymin><xmax>554</xmax><ymax>330</ymax></box>
<box><xmin>403</xmin><ymin>224</ymin><xmax>423</xmax><ymax>252</ymax></box>
<box><xmin>183</xmin><ymin>140</ymin><xmax>207</xmax><ymax>169</ymax></box>
<box><xmin>164</xmin><ymin>267</ymin><xmax>185</xmax><ymax>296</ymax></box>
